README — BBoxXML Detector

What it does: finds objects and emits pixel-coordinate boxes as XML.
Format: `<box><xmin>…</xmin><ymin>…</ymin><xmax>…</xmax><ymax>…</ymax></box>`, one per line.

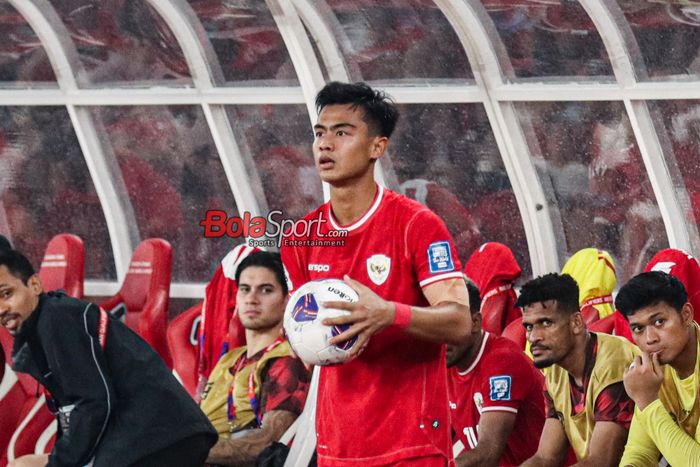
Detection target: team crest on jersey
<box><xmin>473</xmin><ymin>392</ymin><xmax>484</xmax><ymax>413</ymax></box>
<box><xmin>489</xmin><ymin>376</ymin><xmax>512</xmax><ymax>401</ymax></box>
<box><xmin>366</xmin><ymin>254</ymin><xmax>391</xmax><ymax>285</ymax></box>
<box><xmin>427</xmin><ymin>241</ymin><xmax>455</xmax><ymax>274</ymax></box>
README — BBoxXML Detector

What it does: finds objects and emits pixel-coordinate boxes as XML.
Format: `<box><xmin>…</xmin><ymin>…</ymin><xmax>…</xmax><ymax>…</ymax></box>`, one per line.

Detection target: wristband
<box><xmin>392</xmin><ymin>302</ymin><xmax>412</xmax><ymax>330</ymax></box>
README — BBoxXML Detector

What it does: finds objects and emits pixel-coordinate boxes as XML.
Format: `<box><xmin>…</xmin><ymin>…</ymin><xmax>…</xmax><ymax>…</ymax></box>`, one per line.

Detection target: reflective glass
<box><xmin>515</xmin><ymin>101</ymin><xmax>668</xmax><ymax>283</ymax></box>
<box><xmin>0</xmin><ymin>107</ymin><xmax>114</xmax><ymax>279</ymax></box>
<box><xmin>615</xmin><ymin>0</ymin><xmax>700</xmax><ymax>79</ymax></box>
<box><xmin>188</xmin><ymin>0</ymin><xmax>298</xmax><ymax>85</ymax></box>
<box><xmin>325</xmin><ymin>0</ymin><xmax>473</xmax><ymax>83</ymax></box>
<box><xmin>226</xmin><ymin>105</ymin><xmax>321</xmax><ymax>222</ymax></box>
<box><xmin>480</xmin><ymin>0</ymin><xmax>614</xmax><ymax>81</ymax></box>
<box><xmin>0</xmin><ymin>1</ymin><xmax>56</xmax><ymax>85</ymax></box>
<box><xmin>48</xmin><ymin>0</ymin><xmax>192</xmax><ymax>86</ymax></box>
<box><xmin>650</xmin><ymin>100</ymin><xmax>700</xmax><ymax>239</ymax></box>
<box><xmin>92</xmin><ymin>106</ymin><xmax>239</xmax><ymax>282</ymax></box>
<box><xmin>388</xmin><ymin>104</ymin><xmax>531</xmax><ymax>280</ymax></box>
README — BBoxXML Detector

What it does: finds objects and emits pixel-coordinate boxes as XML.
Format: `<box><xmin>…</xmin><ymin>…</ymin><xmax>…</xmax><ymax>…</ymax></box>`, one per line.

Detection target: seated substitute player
<box><xmin>447</xmin><ymin>278</ymin><xmax>545</xmax><ymax>466</ymax></box>
<box><xmin>518</xmin><ymin>273</ymin><xmax>638</xmax><ymax>467</ymax></box>
<box><xmin>617</xmin><ymin>271</ymin><xmax>700</xmax><ymax>466</ymax></box>
<box><xmin>281</xmin><ymin>81</ymin><xmax>471</xmax><ymax>466</ymax></box>
<box><xmin>200</xmin><ymin>251</ymin><xmax>310</xmax><ymax>466</ymax></box>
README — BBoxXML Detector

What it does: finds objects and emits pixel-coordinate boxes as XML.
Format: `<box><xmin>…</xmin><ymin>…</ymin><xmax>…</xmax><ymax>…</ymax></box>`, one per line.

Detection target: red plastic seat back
<box><xmin>167</xmin><ymin>305</ymin><xmax>201</xmax><ymax>397</ymax></box>
<box><xmin>2</xmin><ymin>397</ymin><xmax>56</xmax><ymax>465</ymax></box>
<box><xmin>38</xmin><ymin>234</ymin><xmax>84</xmax><ymax>299</ymax></box>
<box><xmin>502</xmin><ymin>316</ymin><xmax>526</xmax><ymax>349</ymax></box>
<box><xmin>102</xmin><ymin>238</ymin><xmax>172</xmax><ymax>366</ymax></box>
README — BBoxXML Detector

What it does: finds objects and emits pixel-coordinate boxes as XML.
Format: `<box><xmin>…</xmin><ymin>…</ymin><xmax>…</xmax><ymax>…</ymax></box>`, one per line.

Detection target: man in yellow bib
<box><xmin>518</xmin><ymin>273</ymin><xmax>638</xmax><ymax>467</ymax></box>
<box><xmin>617</xmin><ymin>271</ymin><xmax>700</xmax><ymax>466</ymax></box>
<box><xmin>200</xmin><ymin>251</ymin><xmax>310</xmax><ymax>466</ymax></box>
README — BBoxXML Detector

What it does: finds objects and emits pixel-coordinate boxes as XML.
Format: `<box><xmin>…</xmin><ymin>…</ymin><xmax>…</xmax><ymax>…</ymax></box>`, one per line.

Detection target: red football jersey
<box><xmin>281</xmin><ymin>185</ymin><xmax>463</xmax><ymax>466</ymax></box>
<box><xmin>448</xmin><ymin>332</ymin><xmax>545</xmax><ymax>466</ymax></box>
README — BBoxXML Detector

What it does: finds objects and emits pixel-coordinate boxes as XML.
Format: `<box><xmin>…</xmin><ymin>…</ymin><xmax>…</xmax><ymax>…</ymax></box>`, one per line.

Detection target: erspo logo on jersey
<box><xmin>199</xmin><ymin>210</ymin><xmax>347</xmax><ymax>248</ymax></box>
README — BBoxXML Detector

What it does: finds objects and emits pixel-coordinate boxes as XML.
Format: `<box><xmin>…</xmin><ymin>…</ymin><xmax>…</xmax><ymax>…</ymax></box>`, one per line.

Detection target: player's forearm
<box><xmin>403</xmin><ymin>301</ymin><xmax>471</xmax><ymax>345</ymax></box>
<box><xmin>456</xmin><ymin>445</ymin><xmax>502</xmax><ymax>467</ymax></box>
<box><xmin>205</xmin><ymin>432</ymin><xmax>271</xmax><ymax>466</ymax></box>
<box><xmin>205</xmin><ymin>411</ymin><xmax>296</xmax><ymax>466</ymax></box>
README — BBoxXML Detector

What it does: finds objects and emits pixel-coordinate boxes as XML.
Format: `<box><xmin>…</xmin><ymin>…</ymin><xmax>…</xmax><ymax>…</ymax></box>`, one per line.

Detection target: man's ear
<box><xmin>681</xmin><ymin>302</ymin><xmax>694</xmax><ymax>326</ymax></box>
<box><xmin>471</xmin><ymin>311</ymin><xmax>482</xmax><ymax>334</ymax></box>
<box><xmin>570</xmin><ymin>311</ymin><xmax>586</xmax><ymax>334</ymax></box>
<box><xmin>369</xmin><ymin>136</ymin><xmax>389</xmax><ymax>161</ymax></box>
<box><xmin>28</xmin><ymin>273</ymin><xmax>42</xmax><ymax>295</ymax></box>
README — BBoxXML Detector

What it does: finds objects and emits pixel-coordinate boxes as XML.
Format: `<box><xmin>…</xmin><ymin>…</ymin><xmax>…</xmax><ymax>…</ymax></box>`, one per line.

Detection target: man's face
<box><xmin>236</xmin><ymin>266</ymin><xmax>286</xmax><ymax>332</ymax></box>
<box><xmin>523</xmin><ymin>300</ymin><xmax>577</xmax><ymax>369</ymax></box>
<box><xmin>312</xmin><ymin>104</ymin><xmax>386</xmax><ymax>185</ymax></box>
<box><xmin>627</xmin><ymin>301</ymin><xmax>694</xmax><ymax>365</ymax></box>
<box><xmin>0</xmin><ymin>266</ymin><xmax>41</xmax><ymax>336</ymax></box>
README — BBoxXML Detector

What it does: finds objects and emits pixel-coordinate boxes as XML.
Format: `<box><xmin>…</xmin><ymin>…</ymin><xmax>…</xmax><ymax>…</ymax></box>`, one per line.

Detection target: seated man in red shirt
<box><xmin>447</xmin><ymin>278</ymin><xmax>545</xmax><ymax>466</ymax></box>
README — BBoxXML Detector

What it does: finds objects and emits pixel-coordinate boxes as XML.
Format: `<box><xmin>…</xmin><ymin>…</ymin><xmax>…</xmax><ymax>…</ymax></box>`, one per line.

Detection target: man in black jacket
<box><xmin>0</xmin><ymin>248</ymin><xmax>217</xmax><ymax>467</ymax></box>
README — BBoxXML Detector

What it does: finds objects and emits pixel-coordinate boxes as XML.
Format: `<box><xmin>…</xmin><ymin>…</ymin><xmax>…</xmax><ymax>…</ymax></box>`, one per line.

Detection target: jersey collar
<box><xmin>327</xmin><ymin>184</ymin><xmax>384</xmax><ymax>232</ymax></box>
<box><xmin>458</xmin><ymin>331</ymin><xmax>490</xmax><ymax>376</ymax></box>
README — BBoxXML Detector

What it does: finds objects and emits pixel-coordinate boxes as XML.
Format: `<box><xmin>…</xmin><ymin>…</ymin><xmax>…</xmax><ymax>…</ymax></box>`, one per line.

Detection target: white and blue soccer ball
<box><xmin>283</xmin><ymin>279</ymin><xmax>359</xmax><ymax>366</ymax></box>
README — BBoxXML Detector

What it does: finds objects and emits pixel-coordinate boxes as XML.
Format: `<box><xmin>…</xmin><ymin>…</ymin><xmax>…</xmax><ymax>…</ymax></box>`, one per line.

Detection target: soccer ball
<box><xmin>283</xmin><ymin>279</ymin><xmax>359</xmax><ymax>365</ymax></box>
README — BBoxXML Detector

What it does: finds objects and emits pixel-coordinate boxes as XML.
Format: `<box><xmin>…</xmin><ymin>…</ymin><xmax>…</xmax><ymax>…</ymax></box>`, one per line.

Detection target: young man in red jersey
<box><xmin>280</xmin><ymin>82</ymin><xmax>471</xmax><ymax>466</ymax></box>
<box><xmin>447</xmin><ymin>279</ymin><xmax>545</xmax><ymax>466</ymax></box>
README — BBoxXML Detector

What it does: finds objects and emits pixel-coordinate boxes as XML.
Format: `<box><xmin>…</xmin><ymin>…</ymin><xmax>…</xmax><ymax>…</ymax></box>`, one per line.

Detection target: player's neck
<box><xmin>560</xmin><ymin>332</ymin><xmax>590</xmax><ymax>386</ymax></box>
<box><xmin>672</xmin><ymin>326</ymin><xmax>697</xmax><ymax>379</ymax></box>
<box><xmin>245</xmin><ymin>326</ymin><xmax>282</xmax><ymax>358</ymax></box>
<box><xmin>456</xmin><ymin>330</ymin><xmax>484</xmax><ymax>372</ymax></box>
<box><xmin>329</xmin><ymin>178</ymin><xmax>378</xmax><ymax>226</ymax></box>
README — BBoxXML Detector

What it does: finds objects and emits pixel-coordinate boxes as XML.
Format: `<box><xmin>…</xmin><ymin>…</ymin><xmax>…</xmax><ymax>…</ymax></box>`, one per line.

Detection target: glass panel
<box><xmin>515</xmin><ymin>101</ymin><xmax>668</xmax><ymax>283</ymax></box>
<box><xmin>0</xmin><ymin>107</ymin><xmax>114</xmax><ymax>279</ymax></box>
<box><xmin>0</xmin><ymin>1</ymin><xmax>56</xmax><ymax>85</ymax></box>
<box><xmin>48</xmin><ymin>0</ymin><xmax>192</xmax><ymax>86</ymax></box>
<box><xmin>387</xmin><ymin>104</ymin><xmax>531</xmax><ymax>280</ymax></box>
<box><xmin>188</xmin><ymin>0</ymin><xmax>298</xmax><ymax>86</ymax></box>
<box><xmin>650</xmin><ymin>100</ymin><xmax>700</xmax><ymax>241</ymax></box>
<box><xmin>325</xmin><ymin>0</ymin><xmax>473</xmax><ymax>83</ymax></box>
<box><xmin>615</xmin><ymin>0</ymin><xmax>700</xmax><ymax>80</ymax></box>
<box><xmin>226</xmin><ymin>105</ymin><xmax>322</xmax><ymax>222</ymax></box>
<box><xmin>92</xmin><ymin>106</ymin><xmax>239</xmax><ymax>282</ymax></box>
<box><xmin>480</xmin><ymin>0</ymin><xmax>614</xmax><ymax>81</ymax></box>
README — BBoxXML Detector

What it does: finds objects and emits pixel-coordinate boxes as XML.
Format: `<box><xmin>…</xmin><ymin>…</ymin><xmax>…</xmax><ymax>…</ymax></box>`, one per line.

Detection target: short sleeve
<box><xmin>478</xmin><ymin>350</ymin><xmax>534</xmax><ymax>414</ymax></box>
<box><xmin>593</xmin><ymin>381</ymin><xmax>635</xmax><ymax>430</ymax></box>
<box><xmin>406</xmin><ymin>208</ymin><xmax>463</xmax><ymax>288</ymax></box>
<box><xmin>260</xmin><ymin>356</ymin><xmax>311</xmax><ymax>416</ymax></box>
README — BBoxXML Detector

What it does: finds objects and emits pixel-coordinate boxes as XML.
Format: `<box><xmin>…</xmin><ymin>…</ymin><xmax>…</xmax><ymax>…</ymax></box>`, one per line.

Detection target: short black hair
<box><xmin>0</xmin><ymin>249</ymin><xmax>36</xmax><ymax>284</ymax></box>
<box><xmin>315</xmin><ymin>81</ymin><xmax>399</xmax><ymax>138</ymax></box>
<box><xmin>516</xmin><ymin>273</ymin><xmax>580</xmax><ymax>314</ymax></box>
<box><xmin>0</xmin><ymin>235</ymin><xmax>11</xmax><ymax>252</ymax></box>
<box><xmin>616</xmin><ymin>271</ymin><xmax>687</xmax><ymax>318</ymax></box>
<box><xmin>464</xmin><ymin>277</ymin><xmax>481</xmax><ymax>314</ymax></box>
<box><xmin>235</xmin><ymin>251</ymin><xmax>288</xmax><ymax>295</ymax></box>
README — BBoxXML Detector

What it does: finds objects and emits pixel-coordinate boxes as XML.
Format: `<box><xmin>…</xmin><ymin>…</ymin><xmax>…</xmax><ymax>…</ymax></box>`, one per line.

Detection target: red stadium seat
<box><xmin>502</xmin><ymin>316</ymin><xmax>526</xmax><ymax>349</ymax></box>
<box><xmin>101</xmin><ymin>238</ymin><xmax>173</xmax><ymax>367</ymax></box>
<box><xmin>0</xmin><ymin>328</ymin><xmax>52</xmax><ymax>467</ymax></box>
<box><xmin>38</xmin><ymin>234</ymin><xmax>84</xmax><ymax>299</ymax></box>
<box><xmin>167</xmin><ymin>305</ymin><xmax>201</xmax><ymax>397</ymax></box>
<box><xmin>2</xmin><ymin>396</ymin><xmax>56</xmax><ymax>465</ymax></box>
